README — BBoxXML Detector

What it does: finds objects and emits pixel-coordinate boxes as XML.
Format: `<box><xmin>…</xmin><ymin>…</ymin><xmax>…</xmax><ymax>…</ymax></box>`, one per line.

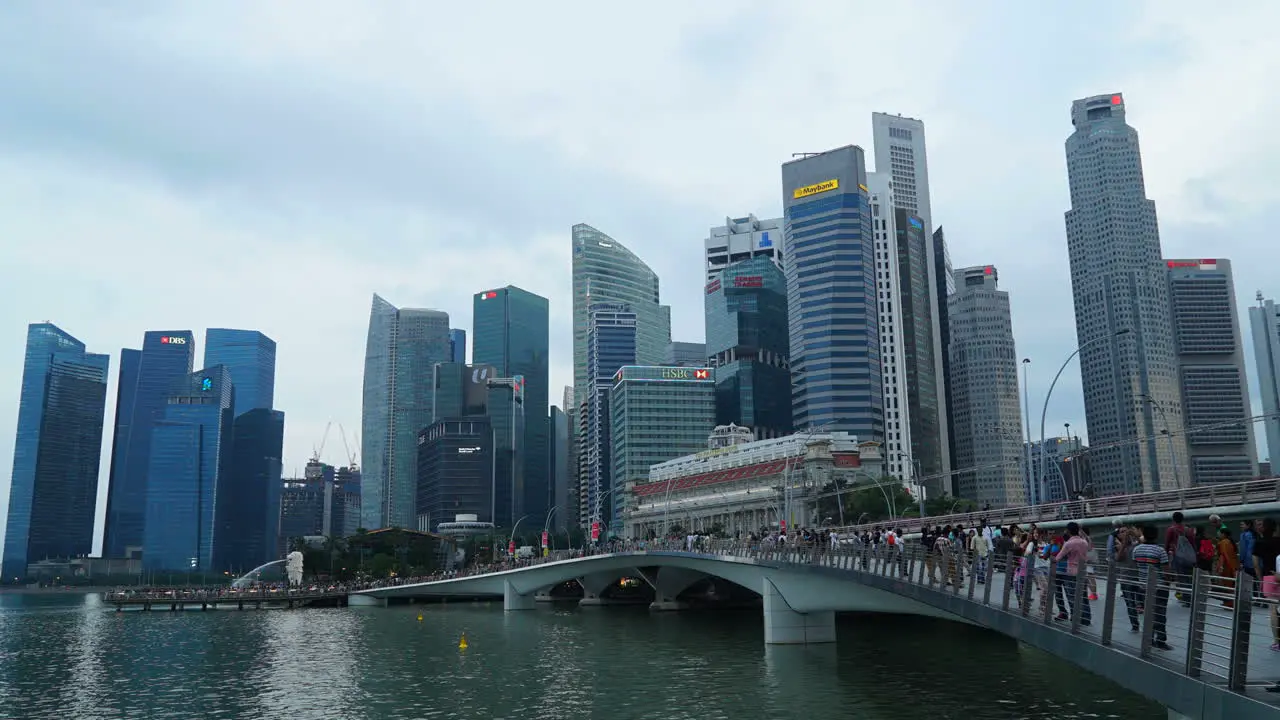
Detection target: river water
<box><xmin>0</xmin><ymin>592</ymin><xmax>1164</xmax><ymax>720</ymax></box>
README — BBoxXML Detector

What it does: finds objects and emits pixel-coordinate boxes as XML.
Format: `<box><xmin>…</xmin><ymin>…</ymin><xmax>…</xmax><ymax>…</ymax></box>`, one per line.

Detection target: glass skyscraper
<box><xmin>1250</xmin><ymin>295</ymin><xmax>1280</xmax><ymax>466</ymax></box>
<box><xmin>450</xmin><ymin>328</ymin><xmax>467</xmax><ymax>364</ymax></box>
<box><xmin>572</xmin><ymin>224</ymin><xmax>670</xmax><ymax>406</ymax></box>
<box><xmin>585</xmin><ymin>303</ymin><xmax>637</xmax><ymax>531</ymax></box>
<box><xmin>894</xmin><ymin>209</ymin><xmax>943</xmax><ymax>485</ymax></box>
<box><xmin>203</xmin><ymin>329</ymin><xmax>276</xmax><ymax>415</ymax></box>
<box><xmin>144</xmin><ymin>366</ymin><xmax>234</xmax><ymax>571</ymax></box>
<box><xmin>217</xmin><ymin>407</ymin><xmax>285</xmax><ymax>572</ymax></box>
<box><xmin>704</xmin><ymin>256</ymin><xmax>792</xmax><ymax>439</ymax></box>
<box><xmin>473</xmin><ymin>286</ymin><xmax>549</xmax><ymax>528</ymax></box>
<box><xmin>2</xmin><ymin>324</ymin><xmax>109</xmax><ymax>580</ymax></box>
<box><xmin>781</xmin><ymin>146</ymin><xmax>882</xmax><ymax>441</ymax></box>
<box><xmin>361</xmin><ymin>294</ymin><xmax>452</xmax><ymax>529</ymax></box>
<box><xmin>1064</xmin><ymin>93</ymin><xmax>1187</xmax><ymax>496</ymax></box>
<box><xmin>104</xmin><ymin>330</ymin><xmax>195</xmax><ymax>559</ymax></box>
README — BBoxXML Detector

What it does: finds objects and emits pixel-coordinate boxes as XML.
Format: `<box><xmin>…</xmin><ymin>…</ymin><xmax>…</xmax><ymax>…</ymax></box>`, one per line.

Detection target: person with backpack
<box><xmin>1165</xmin><ymin>511</ymin><xmax>1197</xmax><ymax>606</ymax></box>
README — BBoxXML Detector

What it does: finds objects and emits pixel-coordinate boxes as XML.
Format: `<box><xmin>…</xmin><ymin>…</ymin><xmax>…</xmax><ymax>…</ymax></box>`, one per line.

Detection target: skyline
<box><xmin>3</xmin><ymin>3</ymin><xmax>1279</xmax><ymax>554</ymax></box>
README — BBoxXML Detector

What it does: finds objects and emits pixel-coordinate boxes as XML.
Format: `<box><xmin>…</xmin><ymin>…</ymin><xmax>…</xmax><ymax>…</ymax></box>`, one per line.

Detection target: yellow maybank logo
<box><xmin>792</xmin><ymin>178</ymin><xmax>839</xmax><ymax>199</ymax></box>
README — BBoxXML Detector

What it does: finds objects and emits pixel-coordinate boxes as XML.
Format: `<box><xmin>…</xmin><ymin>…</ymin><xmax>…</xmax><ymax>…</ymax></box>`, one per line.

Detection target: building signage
<box><xmin>160</xmin><ymin>336</ymin><xmax>187</xmax><ymax>345</ymax></box>
<box><xmin>705</xmin><ymin>278</ymin><xmax>721</xmax><ymax>294</ymax></box>
<box><xmin>617</xmin><ymin>366</ymin><xmax>713</xmax><ymax>382</ymax></box>
<box><xmin>858</xmin><ymin>184</ymin><xmax>868</xmax><ymax>192</ymax></box>
<box><xmin>792</xmin><ymin>178</ymin><xmax>839</xmax><ymax>199</ymax></box>
<box><xmin>659</xmin><ymin>367</ymin><xmax>711</xmax><ymax>381</ymax></box>
<box><xmin>479</xmin><ymin>290</ymin><xmax>498</xmax><ymax>300</ymax></box>
<box><xmin>457</xmin><ymin>446</ymin><xmax>481</xmax><ymax>454</ymax></box>
<box><xmin>1167</xmin><ymin>259</ymin><xmax>1218</xmax><ymax>270</ymax></box>
<box><xmin>733</xmin><ymin>275</ymin><xmax>763</xmax><ymax>288</ymax></box>
<box><xmin>200</xmin><ymin>378</ymin><xmax>213</xmax><ymax>392</ymax></box>
<box><xmin>908</xmin><ymin>217</ymin><xmax>924</xmax><ymax>230</ymax></box>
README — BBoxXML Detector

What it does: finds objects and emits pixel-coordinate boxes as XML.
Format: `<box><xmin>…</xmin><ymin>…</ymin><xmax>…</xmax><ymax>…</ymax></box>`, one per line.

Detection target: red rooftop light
<box><xmin>1111</xmin><ymin>94</ymin><xmax>1123</xmax><ymax>105</ymax></box>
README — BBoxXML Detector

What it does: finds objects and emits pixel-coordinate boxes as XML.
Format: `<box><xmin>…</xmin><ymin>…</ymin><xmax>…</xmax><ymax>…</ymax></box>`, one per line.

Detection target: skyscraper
<box><xmin>1163</xmin><ymin>258</ymin><xmax>1256</xmax><ymax>483</ymax></box>
<box><xmin>781</xmin><ymin>146</ymin><xmax>881</xmax><ymax>440</ymax></box>
<box><xmin>473</xmin><ymin>285</ymin><xmax>549</xmax><ymax>528</ymax></box>
<box><xmin>549</xmin><ymin>406</ymin><xmax>571</xmax><ymax>535</ymax></box>
<box><xmin>361</xmin><ymin>294</ymin><xmax>452</xmax><ymax>529</ymax></box>
<box><xmin>572</xmin><ymin>224</ymin><xmax>670</xmax><ymax>406</ymax></box>
<box><xmin>1064</xmin><ymin>93</ymin><xmax>1187</xmax><ymax>496</ymax></box>
<box><xmin>873</xmin><ymin>112</ymin><xmax>952</xmax><ymax>483</ymax></box>
<box><xmin>932</xmin><ymin>227</ymin><xmax>957</xmax><ymax>485</ymax></box>
<box><xmin>948</xmin><ymin>266</ymin><xmax>1026</xmax><ymax>507</ymax></box>
<box><xmin>449</xmin><ymin>328</ymin><xmax>467</xmax><ymax>364</ymax></box>
<box><xmin>104</xmin><ymin>330</ymin><xmax>195</xmax><ymax>558</ymax></box>
<box><xmin>144</xmin><ymin>366</ymin><xmax>234</xmax><ymax>571</ymax></box>
<box><xmin>584</xmin><ymin>303</ymin><xmax>637</xmax><ymax>533</ymax></box>
<box><xmin>2</xmin><ymin>324</ymin><xmax>109</xmax><ymax>579</ymax></box>
<box><xmin>704</xmin><ymin>256</ymin><xmax>792</xmax><ymax>439</ymax></box>
<box><xmin>664</xmin><ymin>341</ymin><xmax>707</xmax><ymax>367</ymax></box>
<box><xmin>203</xmin><ymin>329</ymin><xmax>276</xmax><ymax>415</ymax></box>
<box><xmin>217</xmin><ymin>407</ymin><xmax>285</xmax><ymax>571</ymax></box>
<box><xmin>895</xmin><ymin>208</ymin><xmax>944</xmax><ymax>493</ymax></box>
<box><xmin>867</xmin><ymin>173</ymin><xmax>914</xmax><ymax>486</ymax></box>
<box><xmin>1250</xmin><ymin>295</ymin><xmax>1280</xmax><ymax>467</ymax></box>
<box><xmin>704</xmin><ymin>214</ymin><xmax>783</xmax><ymax>283</ymax></box>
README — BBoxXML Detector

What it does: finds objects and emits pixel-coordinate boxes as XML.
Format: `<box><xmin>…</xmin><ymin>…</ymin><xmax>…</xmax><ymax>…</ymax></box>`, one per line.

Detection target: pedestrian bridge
<box><xmin>356</xmin><ymin>541</ymin><xmax>1280</xmax><ymax>720</ymax></box>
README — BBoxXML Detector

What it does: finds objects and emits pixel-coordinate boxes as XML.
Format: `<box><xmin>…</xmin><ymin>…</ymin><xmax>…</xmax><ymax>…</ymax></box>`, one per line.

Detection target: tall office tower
<box><xmin>217</xmin><ymin>407</ymin><xmax>285</xmax><ymax>571</ymax></box>
<box><xmin>561</xmin><ymin>385</ymin><xmax>580</xmax><ymax>530</ymax></box>
<box><xmin>203</xmin><ymin>329</ymin><xmax>276</xmax><ymax>414</ymax></box>
<box><xmin>866</xmin><ymin>173</ymin><xmax>914</xmax><ymax>486</ymax></box>
<box><xmin>704</xmin><ymin>214</ymin><xmax>784</xmax><ymax>283</ymax></box>
<box><xmin>104</xmin><ymin>330</ymin><xmax>195</xmax><ymax>558</ymax></box>
<box><xmin>2</xmin><ymin>324</ymin><xmax>109</xmax><ymax>580</ymax></box>
<box><xmin>781</xmin><ymin>146</ymin><xmax>882</xmax><ymax>440</ymax></box>
<box><xmin>1251</xmin><ymin>295</ymin><xmax>1280</xmax><ymax>466</ymax></box>
<box><xmin>1063</xmin><ymin>93</ymin><xmax>1187</xmax><ymax>496</ymax></box>
<box><xmin>449</xmin><ymin>328</ymin><xmax>467</xmax><ymax>364</ymax></box>
<box><xmin>361</xmin><ymin>294</ymin><xmax>452</xmax><ymax>529</ymax></box>
<box><xmin>664</xmin><ymin>341</ymin><xmax>707</xmax><ymax>367</ymax></box>
<box><xmin>585</xmin><ymin>303</ymin><xmax>637</xmax><ymax>534</ymax></box>
<box><xmin>474</xmin><ymin>286</ymin><xmax>549</xmax><ymax>528</ymax></box>
<box><xmin>932</xmin><ymin>227</ymin><xmax>957</xmax><ymax>487</ymax></box>
<box><xmin>1166</xmin><ymin>259</ymin><xmax>1256</xmax><ymax>483</ymax></box>
<box><xmin>609</xmin><ymin>366</ymin><xmax>715</xmax><ymax>535</ymax></box>
<box><xmin>572</xmin><ymin>224</ymin><xmax>670</xmax><ymax>406</ymax></box>
<box><xmin>576</xmin><ymin>396</ymin><xmax>590</xmax><ymax>529</ymax></box>
<box><xmin>894</xmin><ymin>208</ymin><xmax>944</xmax><ymax>495</ymax></box>
<box><xmin>549</xmin><ymin>406</ymin><xmax>571</xmax><ymax>534</ymax></box>
<box><xmin>416</xmin><ymin>418</ymin><xmax>494</xmax><ymax>531</ymax></box>
<box><xmin>432</xmin><ymin>362</ymin><xmax>495</xmax><ymax>420</ymax></box>
<box><xmin>704</xmin><ymin>256</ymin><xmax>792</xmax><ymax>440</ymax></box>
<box><xmin>948</xmin><ymin>266</ymin><xmax>1026</xmax><ymax>507</ymax></box>
<box><xmin>873</xmin><ymin>112</ymin><xmax>952</xmax><ymax>484</ymax></box>
<box><xmin>144</xmin><ymin>366</ymin><xmax>234</xmax><ymax>571</ymax></box>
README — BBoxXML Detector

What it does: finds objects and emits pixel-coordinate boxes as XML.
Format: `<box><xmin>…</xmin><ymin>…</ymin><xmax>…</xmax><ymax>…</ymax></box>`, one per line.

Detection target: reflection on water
<box><xmin>0</xmin><ymin>593</ymin><xmax>1164</xmax><ymax>719</ymax></box>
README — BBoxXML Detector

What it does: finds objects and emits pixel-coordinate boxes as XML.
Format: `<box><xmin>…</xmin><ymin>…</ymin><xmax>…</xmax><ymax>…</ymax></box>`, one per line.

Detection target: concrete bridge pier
<box><xmin>348</xmin><ymin>594</ymin><xmax>387</xmax><ymax>608</ymax></box>
<box><xmin>504</xmin><ymin>580</ymin><xmax>535</xmax><ymax>611</ymax></box>
<box><xmin>637</xmin><ymin>567</ymin><xmax>705</xmax><ymax>611</ymax></box>
<box><xmin>578</xmin><ymin>572</ymin><xmax>620</xmax><ymax>606</ymax></box>
<box><xmin>762</xmin><ymin>578</ymin><xmax>835</xmax><ymax>645</ymax></box>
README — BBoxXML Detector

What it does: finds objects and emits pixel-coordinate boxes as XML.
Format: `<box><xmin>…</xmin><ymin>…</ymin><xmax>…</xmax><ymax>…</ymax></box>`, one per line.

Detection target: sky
<box><xmin>2</xmin><ymin>1</ymin><xmax>1279</xmax><ymax>555</ymax></box>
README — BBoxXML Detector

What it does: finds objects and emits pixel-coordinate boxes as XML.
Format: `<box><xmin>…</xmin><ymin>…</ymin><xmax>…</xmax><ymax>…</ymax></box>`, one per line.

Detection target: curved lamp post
<box><xmin>1039</xmin><ymin>329</ymin><xmax>1129</xmax><ymax>503</ymax></box>
<box><xmin>508</xmin><ymin>514</ymin><xmax>531</xmax><ymax>555</ymax></box>
<box><xmin>1140</xmin><ymin>393</ymin><xmax>1181</xmax><ymax>488</ymax></box>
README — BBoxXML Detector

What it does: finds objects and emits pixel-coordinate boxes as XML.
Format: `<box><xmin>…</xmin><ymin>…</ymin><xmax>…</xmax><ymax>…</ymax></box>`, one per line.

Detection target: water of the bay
<box><xmin>0</xmin><ymin>592</ymin><xmax>1164</xmax><ymax>720</ymax></box>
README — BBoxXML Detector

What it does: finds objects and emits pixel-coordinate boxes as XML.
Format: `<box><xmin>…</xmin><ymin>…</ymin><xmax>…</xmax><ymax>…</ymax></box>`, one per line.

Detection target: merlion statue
<box><xmin>286</xmin><ymin>551</ymin><xmax>304</xmax><ymax>587</ymax></box>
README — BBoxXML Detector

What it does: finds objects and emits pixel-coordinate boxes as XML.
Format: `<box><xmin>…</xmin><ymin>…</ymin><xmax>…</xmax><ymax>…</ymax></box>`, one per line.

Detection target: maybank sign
<box><xmin>792</xmin><ymin>178</ymin><xmax>839</xmax><ymax>199</ymax></box>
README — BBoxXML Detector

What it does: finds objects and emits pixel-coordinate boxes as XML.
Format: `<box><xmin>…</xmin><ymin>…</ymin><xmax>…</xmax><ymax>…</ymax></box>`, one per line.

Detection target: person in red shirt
<box><xmin>1054</xmin><ymin>521</ymin><xmax>1092</xmax><ymax>625</ymax></box>
<box><xmin>1164</xmin><ymin>511</ymin><xmax>1195</xmax><ymax>604</ymax></box>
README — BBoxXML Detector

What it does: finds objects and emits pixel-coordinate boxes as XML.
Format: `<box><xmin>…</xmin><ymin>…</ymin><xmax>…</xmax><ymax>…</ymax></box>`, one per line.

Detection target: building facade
<box><xmin>432</xmin><ymin>362</ymin><xmax>495</xmax><ymax>420</ymax></box>
<box><xmin>473</xmin><ymin>285</ymin><xmax>549</xmax><ymax>528</ymax></box>
<box><xmin>932</xmin><ymin>227</ymin><xmax>957</xmax><ymax>488</ymax></box>
<box><xmin>361</xmin><ymin>294</ymin><xmax>452</xmax><ymax>530</ymax></box>
<box><xmin>2</xmin><ymin>324</ymin><xmax>109</xmax><ymax>579</ymax></box>
<box><xmin>585</xmin><ymin>304</ymin><xmax>637</xmax><ymax>534</ymax></box>
<box><xmin>279</xmin><ymin>463</ymin><xmax>361</xmax><ymax>551</ymax></box>
<box><xmin>895</xmin><ymin>208</ymin><xmax>945</xmax><ymax>494</ymax></box>
<box><xmin>704</xmin><ymin>256</ymin><xmax>792</xmax><ymax>440</ymax></box>
<box><xmin>143</xmin><ymin>366</ymin><xmax>234</xmax><ymax>571</ymax></box>
<box><xmin>1165</xmin><ymin>258</ymin><xmax>1256</xmax><ymax>484</ymax></box>
<box><xmin>1250</xmin><ymin>295</ymin><xmax>1280</xmax><ymax>465</ymax></box>
<box><xmin>449</xmin><ymin>328</ymin><xmax>467</xmax><ymax>364</ymax></box>
<box><xmin>664</xmin><ymin>341</ymin><xmax>707</xmax><ymax>367</ymax></box>
<box><xmin>866</xmin><ymin>173</ymin><xmax>913</xmax><ymax>487</ymax></box>
<box><xmin>1028</xmin><ymin>436</ymin><xmax>1094</xmax><ymax>502</ymax></box>
<box><xmin>549</xmin><ymin>406</ymin><xmax>572</xmax><ymax>534</ymax></box>
<box><xmin>948</xmin><ymin>266</ymin><xmax>1026</xmax><ymax>507</ymax></box>
<box><xmin>415</xmin><ymin>417</ymin><xmax>494</xmax><ymax>531</ymax></box>
<box><xmin>217</xmin><ymin>407</ymin><xmax>285</xmax><ymax>572</ymax></box>
<box><xmin>203</xmin><ymin>329</ymin><xmax>276</xmax><ymax>415</ymax></box>
<box><xmin>704</xmin><ymin>214</ymin><xmax>783</xmax><ymax>283</ymax></box>
<box><xmin>1063</xmin><ymin>93</ymin><xmax>1187</xmax><ymax>496</ymax></box>
<box><xmin>609</xmin><ymin>365</ymin><xmax>716</xmax><ymax>535</ymax></box>
<box><xmin>781</xmin><ymin>146</ymin><xmax>881</xmax><ymax>440</ymax></box>
<box><xmin>105</xmin><ymin>330</ymin><xmax>195</xmax><ymax>559</ymax></box>
<box><xmin>572</xmin><ymin>224</ymin><xmax>670</xmax><ymax>406</ymax></box>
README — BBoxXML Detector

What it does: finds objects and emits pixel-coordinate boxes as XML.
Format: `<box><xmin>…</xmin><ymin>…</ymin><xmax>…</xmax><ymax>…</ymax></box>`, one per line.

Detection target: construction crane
<box><xmin>310</xmin><ymin>421</ymin><xmax>332</xmax><ymax>464</ymax></box>
<box><xmin>338</xmin><ymin>423</ymin><xmax>360</xmax><ymax>470</ymax></box>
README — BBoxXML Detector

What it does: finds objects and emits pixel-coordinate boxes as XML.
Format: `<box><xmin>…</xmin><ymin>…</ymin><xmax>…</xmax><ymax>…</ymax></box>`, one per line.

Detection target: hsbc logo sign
<box><xmin>160</xmin><ymin>336</ymin><xmax>187</xmax><ymax>345</ymax></box>
<box><xmin>695</xmin><ymin>369</ymin><xmax>710</xmax><ymax>379</ymax></box>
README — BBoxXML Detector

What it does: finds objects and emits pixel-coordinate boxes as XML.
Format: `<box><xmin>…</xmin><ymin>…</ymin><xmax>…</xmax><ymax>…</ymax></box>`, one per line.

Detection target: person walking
<box><xmin>1132</xmin><ymin>524</ymin><xmax>1174</xmax><ymax>651</ymax></box>
<box><xmin>1054</xmin><ymin>522</ymin><xmax>1092</xmax><ymax>625</ymax></box>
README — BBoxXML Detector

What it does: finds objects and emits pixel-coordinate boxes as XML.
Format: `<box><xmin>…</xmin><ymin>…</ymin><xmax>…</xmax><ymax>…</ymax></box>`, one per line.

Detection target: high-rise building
<box><xmin>561</xmin><ymin>385</ymin><xmax>580</xmax><ymax>531</ymax></box>
<box><xmin>105</xmin><ymin>330</ymin><xmax>195</xmax><ymax>559</ymax></box>
<box><xmin>704</xmin><ymin>256</ymin><xmax>792</xmax><ymax>440</ymax></box>
<box><xmin>609</xmin><ymin>365</ymin><xmax>716</xmax><ymax>535</ymax></box>
<box><xmin>216</xmin><ymin>407</ymin><xmax>285</xmax><ymax>572</ymax></box>
<box><xmin>584</xmin><ymin>303</ymin><xmax>637</xmax><ymax>534</ymax></box>
<box><xmin>416</xmin><ymin>418</ymin><xmax>494</xmax><ymax>531</ymax></box>
<box><xmin>144</xmin><ymin>366</ymin><xmax>234</xmax><ymax>571</ymax></box>
<box><xmin>704</xmin><ymin>214</ymin><xmax>783</xmax><ymax>283</ymax></box>
<box><xmin>1063</xmin><ymin>93</ymin><xmax>1187</xmax><ymax>496</ymax></box>
<box><xmin>361</xmin><ymin>294</ymin><xmax>452</xmax><ymax>529</ymax></box>
<box><xmin>473</xmin><ymin>286</ymin><xmax>549</xmax><ymax>528</ymax></box>
<box><xmin>549</xmin><ymin>406</ymin><xmax>571</xmax><ymax>535</ymax></box>
<box><xmin>2</xmin><ymin>324</ymin><xmax>109</xmax><ymax>579</ymax></box>
<box><xmin>203</xmin><ymin>329</ymin><xmax>276</xmax><ymax>415</ymax></box>
<box><xmin>1250</xmin><ymin>295</ymin><xmax>1280</xmax><ymax>465</ymax></box>
<box><xmin>1165</xmin><ymin>259</ymin><xmax>1256</xmax><ymax>483</ymax></box>
<box><xmin>664</xmin><ymin>341</ymin><xmax>707</xmax><ymax>367</ymax></box>
<box><xmin>867</xmin><ymin>173</ymin><xmax>914</xmax><ymax>486</ymax></box>
<box><xmin>432</xmin><ymin>362</ymin><xmax>495</xmax><ymax>420</ymax></box>
<box><xmin>781</xmin><ymin>146</ymin><xmax>881</xmax><ymax>439</ymax></box>
<box><xmin>948</xmin><ymin>266</ymin><xmax>1026</xmax><ymax>507</ymax></box>
<box><xmin>1028</xmin><ymin>436</ymin><xmax>1094</xmax><ymax>502</ymax></box>
<box><xmin>895</xmin><ymin>208</ymin><xmax>944</xmax><ymax>494</ymax></box>
<box><xmin>873</xmin><ymin>112</ymin><xmax>952</xmax><ymax>485</ymax></box>
<box><xmin>449</xmin><ymin>328</ymin><xmax>467</xmax><ymax>364</ymax></box>
<box><xmin>572</xmin><ymin>224</ymin><xmax>670</xmax><ymax>406</ymax></box>
<box><xmin>278</xmin><ymin>462</ymin><xmax>360</xmax><ymax>551</ymax></box>
<box><xmin>932</xmin><ymin>227</ymin><xmax>957</xmax><ymax>486</ymax></box>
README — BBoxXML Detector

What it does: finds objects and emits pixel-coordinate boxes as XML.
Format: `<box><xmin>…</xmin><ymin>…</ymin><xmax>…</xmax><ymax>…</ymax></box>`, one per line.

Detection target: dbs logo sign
<box><xmin>160</xmin><ymin>336</ymin><xmax>187</xmax><ymax>345</ymax></box>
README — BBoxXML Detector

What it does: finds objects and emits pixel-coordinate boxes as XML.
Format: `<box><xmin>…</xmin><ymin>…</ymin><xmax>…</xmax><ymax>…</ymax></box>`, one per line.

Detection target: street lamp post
<box><xmin>1140</xmin><ymin>393</ymin><xmax>1181</xmax><ymax>488</ymax></box>
<box><xmin>1040</xmin><ymin>330</ymin><xmax>1129</xmax><ymax>503</ymax></box>
<box><xmin>542</xmin><ymin>506</ymin><xmax>558</xmax><ymax>551</ymax></box>
<box><xmin>508</xmin><ymin>514</ymin><xmax>531</xmax><ymax>556</ymax></box>
<box><xmin>887</xmin><ymin>450</ymin><xmax>925</xmax><ymax>518</ymax></box>
<box><xmin>781</xmin><ymin>421</ymin><xmax>836</xmax><ymax>531</ymax></box>
<box><xmin>1021</xmin><ymin>358</ymin><xmax>1032</xmax><ymax>501</ymax></box>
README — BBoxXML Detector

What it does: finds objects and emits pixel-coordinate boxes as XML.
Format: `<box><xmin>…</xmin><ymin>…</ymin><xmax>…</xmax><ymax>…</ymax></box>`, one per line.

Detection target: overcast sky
<box><xmin>2</xmin><ymin>2</ymin><xmax>1278</xmax><ymax>554</ymax></box>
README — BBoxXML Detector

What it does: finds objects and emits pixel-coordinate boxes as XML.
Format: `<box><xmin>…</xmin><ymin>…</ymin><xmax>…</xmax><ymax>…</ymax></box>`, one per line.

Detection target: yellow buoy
<box><xmin>417</xmin><ymin>613</ymin><xmax>423</xmax><ymax>622</ymax></box>
<box><xmin>458</xmin><ymin>633</ymin><xmax>469</xmax><ymax>650</ymax></box>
